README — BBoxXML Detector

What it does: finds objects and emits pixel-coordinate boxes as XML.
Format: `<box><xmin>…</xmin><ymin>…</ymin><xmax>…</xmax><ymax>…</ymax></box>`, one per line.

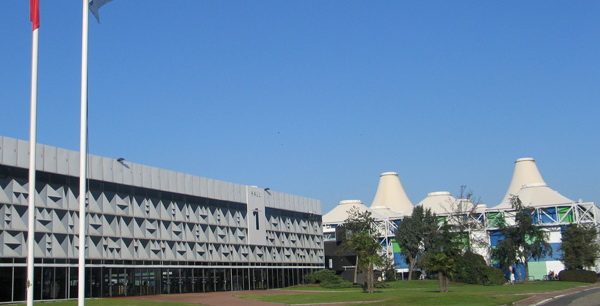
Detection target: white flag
<box><xmin>89</xmin><ymin>0</ymin><xmax>113</xmax><ymax>22</ymax></box>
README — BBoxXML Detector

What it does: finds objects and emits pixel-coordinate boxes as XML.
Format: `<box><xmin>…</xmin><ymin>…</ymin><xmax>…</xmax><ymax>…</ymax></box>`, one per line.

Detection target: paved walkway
<box><xmin>514</xmin><ymin>282</ymin><xmax>600</xmax><ymax>306</ymax></box>
<box><xmin>115</xmin><ymin>283</ymin><xmax>600</xmax><ymax>306</ymax></box>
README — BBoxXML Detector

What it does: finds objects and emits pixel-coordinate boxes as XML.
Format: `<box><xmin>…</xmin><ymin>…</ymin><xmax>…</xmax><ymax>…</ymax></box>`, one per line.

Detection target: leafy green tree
<box><xmin>342</xmin><ymin>208</ymin><xmax>382</xmax><ymax>293</ymax></box>
<box><xmin>420</xmin><ymin>222</ymin><xmax>462</xmax><ymax>292</ymax></box>
<box><xmin>395</xmin><ymin>206</ymin><xmax>437</xmax><ymax>280</ymax></box>
<box><xmin>491</xmin><ymin>196</ymin><xmax>552</xmax><ymax>280</ymax></box>
<box><xmin>560</xmin><ymin>224</ymin><xmax>600</xmax><ymax>270</ymax></box>
<box><xmin>422</xmin><ymin>252</ymin><xmax>455</xmax><ymax>292</ymax></box>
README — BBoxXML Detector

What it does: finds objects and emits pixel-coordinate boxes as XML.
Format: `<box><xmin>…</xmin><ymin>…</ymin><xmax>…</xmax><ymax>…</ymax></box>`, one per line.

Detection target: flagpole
<box><xmin>79</xmin><ymin>0</ymin><xmax>89</xmax><ymax>305</ymax></box>
<box><xmin>26</xmin><ymin>14</ymin><xmax>40</xmax><ymax>306</ymax></box>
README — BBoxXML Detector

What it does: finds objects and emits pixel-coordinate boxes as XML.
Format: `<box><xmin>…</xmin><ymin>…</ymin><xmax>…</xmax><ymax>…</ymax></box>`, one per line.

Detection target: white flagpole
<box><xmin>26</xmin><ymin>20</ymin><xmax>40</xmax><ymax>306</ymax></box>
<box><xmin>79</xmin><ymin>0</ymin><xmax>89</xmax><ymax>305</ymax></box>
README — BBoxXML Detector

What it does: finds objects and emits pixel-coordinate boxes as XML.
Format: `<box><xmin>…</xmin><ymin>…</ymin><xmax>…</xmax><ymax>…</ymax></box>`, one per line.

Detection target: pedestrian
<box><xmin>509</xmin><ymin>266</ymin><xmax>515</xmax><ymax>285</ymax></box>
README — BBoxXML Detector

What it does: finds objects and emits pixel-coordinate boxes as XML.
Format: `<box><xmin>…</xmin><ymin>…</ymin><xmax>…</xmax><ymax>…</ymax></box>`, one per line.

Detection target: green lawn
<box><xmin>239</xmin><ymin>280</ymin><xmax>588</xmax><ymax>305</ymax></box>
<box><xmin>7</xmin><ymin>281</ymin><xmax>589</xmax><ymax>306</ymax></box>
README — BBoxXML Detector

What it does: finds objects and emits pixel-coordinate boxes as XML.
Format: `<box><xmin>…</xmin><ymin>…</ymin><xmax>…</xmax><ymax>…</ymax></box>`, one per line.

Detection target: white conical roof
<box><xmin>495</xmin><ymin>158</ymin><xmax>573</xmax><ymax>209</ymax></box>
<box><xmin>370</xmin><ymin>172</ymin><xmax>413</xmax><ymax>214</ymax></box>
<box><xmin>416</xmin><ymin>191</ymin><xmax>456</xmax><ymax>215</ymax></box>
<box><xmin>496</xmin><ymin>183</ymin><xmax>574</xmax><ymax>209</ymax></box>
<box><xmin>323</xmin><ymin>200</ymin><xmax>386</xmax><ymax>224</ymax></box>
<box><xmin>500</xmin><ymin>158</ymin><xmax>546</xmax><ymax>205</ymax></box>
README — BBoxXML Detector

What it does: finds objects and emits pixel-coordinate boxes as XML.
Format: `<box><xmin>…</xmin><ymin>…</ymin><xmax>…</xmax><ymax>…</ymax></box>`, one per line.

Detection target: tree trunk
<box><xmin>524</xmin><ymin>261</ymin><xmax>529</xmax><ymax>282</ymax></box>
<box><xmin>367</xmin><ymin>262</ymin><xmax>374</xmax><ymax>293</ymax></box>
<box><xmin>438</xmin><ymin>272</ymin><xmax>448</xmax><ymax>293</ymax></box>
<box><xmin>353</xmin><ymin>255</ymin><xmax>359</xmax><ymax>284</ymax></box>
<box><xmin>408</xmin><ymin>258</ymin><xmax>415</xmax><ymax>281</ymax></box>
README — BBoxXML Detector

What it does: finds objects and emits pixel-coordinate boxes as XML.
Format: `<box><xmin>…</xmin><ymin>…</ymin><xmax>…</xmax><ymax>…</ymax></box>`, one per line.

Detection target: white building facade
<box><xmin>0</xmin><ymin>136</ymin><xmax>323</xmax><ymax>302</ymax></box>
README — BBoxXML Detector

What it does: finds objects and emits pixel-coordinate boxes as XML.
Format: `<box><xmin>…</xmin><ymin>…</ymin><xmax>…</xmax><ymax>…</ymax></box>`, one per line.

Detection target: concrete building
<box><xmin>0</xmin><ymin>136</ymin><xmax>323</xmax><ymax>303</ymax></box>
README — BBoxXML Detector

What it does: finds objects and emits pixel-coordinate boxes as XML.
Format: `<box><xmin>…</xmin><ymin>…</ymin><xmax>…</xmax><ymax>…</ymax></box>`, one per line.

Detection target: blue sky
<box><xmin>2</xmin><ymin>1</ymin><xmax>599</xmax><ymax>213</ymax></box>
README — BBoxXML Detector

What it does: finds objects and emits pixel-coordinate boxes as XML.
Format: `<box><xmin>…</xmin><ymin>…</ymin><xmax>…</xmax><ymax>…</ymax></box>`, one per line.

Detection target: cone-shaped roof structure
<box><xmin>495</xmin><ymin>158</ymin><xmax>573</xmax><ymax>208</ymax></box>
<box><xmin>500</xmin><ymin>158</ymin><xmax>546</xmax><ymax>205</ymax></box>
<box><xmin>416</xmin><ymin>191</ymin><xmax>456</xmax><ymax>214</ymax></box>
<box><xmin>370</xmin><ymin>172</ymin><xmax>413</xmax><ymax>214</ymax></box>
<box><xmin>323</xmin><ymin>200</ymin><xmax>385</xmax><ymax>224</ymax></box>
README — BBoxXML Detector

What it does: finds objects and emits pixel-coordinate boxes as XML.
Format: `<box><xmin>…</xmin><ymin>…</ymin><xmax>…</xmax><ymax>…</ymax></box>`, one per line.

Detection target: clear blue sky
<box><xmin>2</xmin><ymin>1</ymin><xmax>599</xmax><ymax>213</ymax></box>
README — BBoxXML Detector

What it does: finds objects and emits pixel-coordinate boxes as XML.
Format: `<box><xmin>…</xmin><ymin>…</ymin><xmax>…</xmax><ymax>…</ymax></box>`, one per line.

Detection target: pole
<box><xmin>79</xmin><ymin>0</ymin><xmax>89</xmax><ymax>305</ymax></box>
<box><xmin>26</xmin><ymin>23</ymin><xmax>39</xmax><ymax>306</ymax></box>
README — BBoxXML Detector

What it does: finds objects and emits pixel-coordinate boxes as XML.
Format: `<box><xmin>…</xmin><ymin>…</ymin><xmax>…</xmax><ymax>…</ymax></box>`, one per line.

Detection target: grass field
<box><xmin>239</xmin><ymin>280</ymin><xmax>588</xmax><ymax>305</ymax></box>
<box><xmin>8</xmin><ymin>280</ymin><xmax>590</xmax><ymax>306</ymax></box>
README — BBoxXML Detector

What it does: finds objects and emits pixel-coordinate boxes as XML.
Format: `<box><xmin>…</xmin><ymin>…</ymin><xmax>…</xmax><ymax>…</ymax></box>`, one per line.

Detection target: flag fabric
<box><xmin>30</xmin><ymin>0</ymin><xmax>40</xmax><ymax>30</ymax></box>
<box><xmin>89</xmin><ymin>0</ymin><xmax>113</xmax><ymax>22</ymax></box>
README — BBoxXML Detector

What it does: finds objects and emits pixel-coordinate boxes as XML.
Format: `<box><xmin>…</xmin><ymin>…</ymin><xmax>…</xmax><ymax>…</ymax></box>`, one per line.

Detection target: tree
<box><xmin>422</xmin><ymin>253</ymin><xmax>454</xmax><ymax>292</ymax></box>
<box><xmin>395</xmin><ymin>206</ymin><xmax>438</xmax><ymax>280</ymax></box>
<box><xmin>491</xmin><ymin>196</ymin><xmax>552</xmax><ymax>281</ymax></box>
<box><xmin>420</xmin><ymin>222</ymin><xmax>462</xmax><ymax>292</ymax></box>
<box><xmin>444</xmin><ymin>186</ymin><xmax>487</xmax><ymax>252</ymax></box>
<box><xmin>341</xmin><ymin>208</ymin><xmax>382</xmax><ymax>293</ymax></box>
<box><xmin>560</xmin><ymin>223</ymin><xmax>600</xmax><ymax>270</ymax></box>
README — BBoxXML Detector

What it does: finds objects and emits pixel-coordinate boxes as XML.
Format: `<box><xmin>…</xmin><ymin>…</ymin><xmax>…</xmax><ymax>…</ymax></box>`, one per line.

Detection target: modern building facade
<box><xmin>0</xmin><ymin>136</ymin><xmax>324</xmax><ymax>303</ymax></box>
<box><xmin>323</xmin><ymin>159</ymin><xmax>599</xmax><ymax>281</ymax></box>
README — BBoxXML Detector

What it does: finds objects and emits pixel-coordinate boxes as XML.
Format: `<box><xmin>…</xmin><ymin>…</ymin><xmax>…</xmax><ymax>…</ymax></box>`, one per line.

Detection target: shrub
<box><xmin>558</xmin><ymin>270</ymin><xmax>598</xmax><ymax>283</ymax></box>
<box><xmin>482</xmin><ymin>266</ymin><xmax>507</xmax><ymax>286</ymax></box>
<box><xmin>304</xmin><ymin>270</ymin><xmax>354</xmax><ymax>288</ymax></box>
<box><xmin>453</xmin><ymin>251</ymin><xmax>505</xmax><ymax>286</ymax></box>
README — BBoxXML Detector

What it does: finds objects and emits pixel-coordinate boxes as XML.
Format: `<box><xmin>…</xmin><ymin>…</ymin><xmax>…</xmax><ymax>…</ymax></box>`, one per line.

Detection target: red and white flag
<box><xmin>30</xmin><ymin>0</ymin><xmax>40</xmax><ymax>30</ymax></box>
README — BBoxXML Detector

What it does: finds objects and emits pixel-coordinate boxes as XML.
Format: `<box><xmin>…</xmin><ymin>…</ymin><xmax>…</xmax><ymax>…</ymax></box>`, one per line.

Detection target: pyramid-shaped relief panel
<box><xmin>35</xmin><ymin>208</ymin><xmax>52</xmax><ymax>232</ymax></box>
<box><xmin>198</xmin><ymin>224</ymin><xmax>208</xmax><ymax>242</ymax></box>
<box><xmin>207</xmin><ymin>207</ymin><xmax>217</xmax><ymax>224</ymax></box>
<box><xmin>198</xmin><ymin>206</ymin><xmax>209</xmax><ymax>223</ymax></box>
<box><xmin>215</xmin><ymin>226</ymin><xmax>227</xmax><ymax>243</ymax></box>
<box><xmin>53</xmin><ymin>233</ymin><xmax>69</xmax><ymax>258</ymax></box>
<box><xmin>8</xmin><ymin>179</ymin><xmax>28</xmax><ymax>205</ymax></box>
<box><xmin>121</xmin><ymin>238</ymin><xmax>134</xmax><ymax>259</ymax></box>
<box><xmin>88</xmin><ymin>213</ymin><xmax>102</xmax><ymax>236</ymax></box>
<box><xmin>158</xmin><ymin>200</ymin><xmax>171</xmax><ymax>220</ymax></box>
<box><xmin>0</xmin><ymin>204</ymin><xmax>9</xmax><ymax>229</ymax></box>
<box><xmin>159</xmin><ymin>221</ymin><xmax>170</xmax><ymax>240</ymax></box>
<box><xmin>10</xmin><ymin>205</ymin><xmax>28</xmax><ymax>231</ymax></box>
<box><xmin>2</xmin><ymin>230</ymin><xmax>25</xmax><ymax>256</ymax></box>
<box><xmin>133</xmin><ymin>217</ymin><xmax>144</xmax><ymax>238</ymax></box>
<box><xmin>103</xmin><ymin>215</ymin><xmax>118</xmax><ymax>236</ymax></box>
<box><xmin>164</xmin><ymin>240</ymin><xmax>176</xmax><ymax>260</ymax></box>
<box><xmin>45</xmin><ymin>183</ymin><xmax>65</xmax><ymax>208</ymax></box>
<box><xmin>103</xmin><ymin>191</ymin><xmax>117</xmax><ymax>215</ymax></box>
<box><xmin>208</xmin><ymin>225</ymin><xmax>218</xmax><ymax>243</ymax></box>
<box><xmin>147</xmin><ymin>198</ymin><xmax>160</xmax><ymax>218</ymax></box>
<box><xmin>120</xmin><ymin>216</ymin><xmax>134</xmax><ymax>238</ymax></box>
<box><xmin>115</xmin><ymin>193</ymin><xmax>130</xmax><ymax>214</ymax></box>
<box><xmin>187</xmin><ymin>205</ymin><xmax>199</xmax><ymax>223</ymax></box>
<box><xmin>136</xmin><ymin>239</ymin><xmax>150</xmax><ymax>260</ymax></box>
<box><xmin>66</xmin><ymin>188</ymin><xmax>79</xmax><ymax>210</ymax></box>
<box><xmin>195</xmin><ymin>243</ymin><xmax>207</xmax><ymax>260</ymax></box>
<box><xmin>145</xmin><ymin>219</ymin><xmax>158</xmax><ymax>239</ymax></box>
<box><xmin>0</xmin><ymin>178</ymin><xmax>12</xmax><ymax>204</ymax></box>
<box><xmin>131</xmin><ymin>196</ymin><xmax>145</xmax><ymax>218</ymax></box>
<box><xmin>174</xmin><ymin>201</ymin><xmax>186</xmax><ymax>221</ymax></box>
<box><xmin>149</xmin><ymin>240</ymin><xmax>161</xmax><ymax>259</ymax></box>
<box><xmin>87</xmin><ymin>236</ymin><xmax>103</xmax><ymax>258</ymax></box>
<box><xmin>33</xmin><ymin>232</ymin><xmax>47</xmax><ymax>257</ymax></box>
<box><xmin>52</xmin><ymin>209</ymin><xmax>69</xmax><ymax>234</ymax></box>
<box><xmin>172</xmin><ymin>222</ymin><xmax>184</xmax><ymax>240</ymax></box>
<box><xmin>238</xmin><ymin>211</ymin><xmax>247</xmax><ymax>227</ymax></box>
<box><xmin>184</xmin><ymin>223</ymin><xmax>195</xmax><ymax>240</ymax></box>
